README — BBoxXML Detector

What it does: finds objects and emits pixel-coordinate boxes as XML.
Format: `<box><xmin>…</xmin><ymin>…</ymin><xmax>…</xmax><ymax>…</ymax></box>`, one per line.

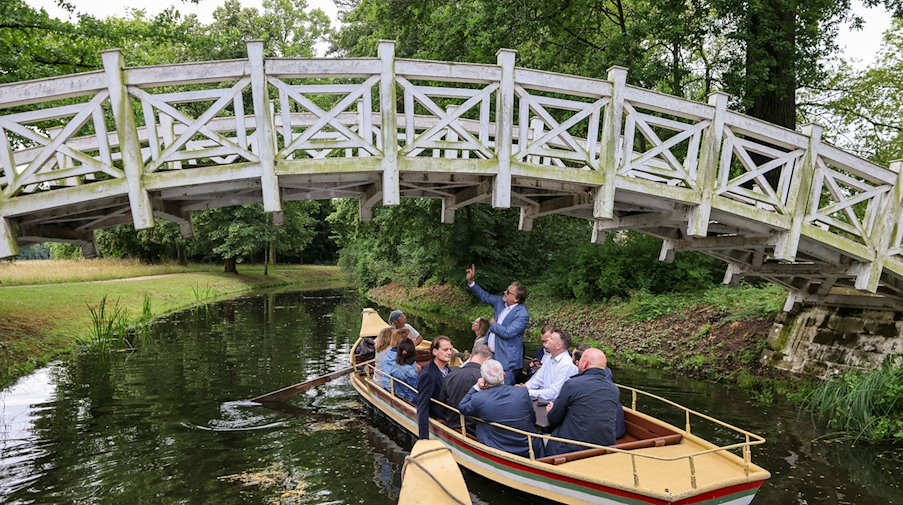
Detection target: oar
<box><xmin>251</xmin><ymin>359</ymin><xmax>375</xmax><ymax>403</ymax></box>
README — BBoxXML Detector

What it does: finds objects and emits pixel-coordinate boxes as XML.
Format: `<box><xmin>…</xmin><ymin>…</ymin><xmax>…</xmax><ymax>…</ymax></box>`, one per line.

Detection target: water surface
<box><xmin>1</xmin><ymin>289</ymin><xmax>899</xmax><ymax>504</ymax></box>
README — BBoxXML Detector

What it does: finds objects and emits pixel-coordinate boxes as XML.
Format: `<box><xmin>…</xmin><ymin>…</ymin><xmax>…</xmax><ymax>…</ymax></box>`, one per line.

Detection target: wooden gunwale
<box><xmin>353</xmin><ymin>337</ymin><xmax>769</xmax><ymax>505</ymax></box>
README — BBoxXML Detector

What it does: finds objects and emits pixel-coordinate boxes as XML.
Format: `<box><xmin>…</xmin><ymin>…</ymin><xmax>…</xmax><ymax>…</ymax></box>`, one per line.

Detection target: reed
<box><xmin>804</xmin><ymin>357</ymin><xmax>903</xmax><ymax>443</ymax></box>
<box><xmin>83</xmin><ymin>295</ymin><xmax>130</xmax><ymax>353</ymax></box>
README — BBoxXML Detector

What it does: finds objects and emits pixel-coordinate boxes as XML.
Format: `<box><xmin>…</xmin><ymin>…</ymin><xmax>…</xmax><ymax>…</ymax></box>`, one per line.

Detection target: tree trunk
<box><xmin>224</xmin><ymin>258</ymin><xmax>237</xmax><ymax>273</ymax></box>
<box><xmin>743</xmin><ymin>1</ymin><xmax>797</xmax><ymax>191</ymax></box>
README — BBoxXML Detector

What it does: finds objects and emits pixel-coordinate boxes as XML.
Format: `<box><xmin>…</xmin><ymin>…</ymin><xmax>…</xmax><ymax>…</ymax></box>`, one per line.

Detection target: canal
<box><xmin>1</xmin><ymin>288</ymin><xmax>900</xmax><ymax>504</ymax></box>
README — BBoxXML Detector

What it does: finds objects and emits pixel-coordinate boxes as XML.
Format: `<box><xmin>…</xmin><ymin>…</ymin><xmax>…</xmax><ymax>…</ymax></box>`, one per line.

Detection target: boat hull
<box><xmin>352</xmin><ymin>374</ymin><xmax>765</xmax><ymax>505</ymax></box>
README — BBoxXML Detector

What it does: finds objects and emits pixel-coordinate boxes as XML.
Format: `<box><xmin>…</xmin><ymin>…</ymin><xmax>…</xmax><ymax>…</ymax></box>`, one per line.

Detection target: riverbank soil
<box><xmin>0</xmin><ymin>261</ymin><xmax>348</xmax><ymax>388</ymax></box>
<box><xmin>367</xmin><ymin>283</ymin><xmax>785</xmax><ymax>381</ymax></box>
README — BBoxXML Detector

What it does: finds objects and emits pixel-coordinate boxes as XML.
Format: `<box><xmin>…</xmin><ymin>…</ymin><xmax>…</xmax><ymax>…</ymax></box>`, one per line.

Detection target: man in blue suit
<box><xmin>458</xmin><ymin>359</ymin><xmax>543</xmax><ymax>458</ymax></box>
<box><xmin>465</xmin><ymin>264</ymin><xmax>529</xmax><ymax>386</ymax></box>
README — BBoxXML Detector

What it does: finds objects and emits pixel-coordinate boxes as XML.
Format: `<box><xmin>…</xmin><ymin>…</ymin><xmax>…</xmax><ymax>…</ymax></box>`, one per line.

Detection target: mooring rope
<box><xmin>400</xmin><ymin>446</ymin><xmax>470</xmax><ymax>505</ymax></box>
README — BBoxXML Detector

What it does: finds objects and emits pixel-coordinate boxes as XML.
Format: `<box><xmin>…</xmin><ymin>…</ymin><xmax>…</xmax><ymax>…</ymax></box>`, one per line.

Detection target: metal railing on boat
<box><xmin>361</xmin><ymin>361</ymin><xmax>767</xmax><ymax>492</ymax></box>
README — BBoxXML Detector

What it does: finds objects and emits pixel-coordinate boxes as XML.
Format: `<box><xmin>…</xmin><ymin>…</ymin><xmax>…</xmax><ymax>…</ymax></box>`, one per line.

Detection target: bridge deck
<box><xmin>2</xmin><ymin>41</ymin><xmax>902</xmax><ymax>309</ymax></box>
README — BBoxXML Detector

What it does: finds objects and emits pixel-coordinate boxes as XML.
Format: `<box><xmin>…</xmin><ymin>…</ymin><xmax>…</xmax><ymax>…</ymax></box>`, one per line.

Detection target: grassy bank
<box><xmin>367</xmin><ymin>282</ymin><xmax>787</xmax><ymax>382</ymax></box>
<box><xmin>0</xmin><ymin>261</ymin><xmax>348</xmax><ymax>388</ymax></box>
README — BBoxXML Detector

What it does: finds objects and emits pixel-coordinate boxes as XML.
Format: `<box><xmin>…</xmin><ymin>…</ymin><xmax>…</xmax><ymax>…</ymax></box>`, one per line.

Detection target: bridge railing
<box><xmin>1</xmin><ymin>40</ymin><xmax>902</xmax><ymax>295</ymax></box>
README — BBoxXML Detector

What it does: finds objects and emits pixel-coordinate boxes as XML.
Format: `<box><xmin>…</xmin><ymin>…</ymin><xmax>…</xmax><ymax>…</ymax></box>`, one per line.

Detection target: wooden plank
<box><xmin>395</xmin><ymin>60</ymin><xmax>500</xmax><ymax>83</ymax></box>
<box><xmin>493</xmin><ymin>50</ymin><xmax>515</xmax><ymax>209</ymax></box>
<box><xmin>514</xmin><ymin>68</ymin><xmax>612</xmax><ymax>98</ymax></box>
<box><xmin>125</xmin><ymin>61</ymin><xmax>248</xmax><ymax>87</ymax></box>
<box><xmin>379</xmin><ymin>42</ymin><xmax>400</xmax><ymax>206</ymax></box>
<box><xmin>0</xmin><ymin>72</ymin><xmax>106</xmax><ymax>109</ymax></box>
<box><xmin>266</xmin><ymin>58</ymin><xmax>380</xmax><ymax>78</ymax></box>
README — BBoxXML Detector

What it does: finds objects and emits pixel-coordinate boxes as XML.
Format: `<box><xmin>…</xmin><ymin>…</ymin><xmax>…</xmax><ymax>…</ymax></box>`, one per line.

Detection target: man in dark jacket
<box><xmin>440</xmin><ymin>344</ymin><xmax>493</xmax><ymax>432</ymax></box>
<box><xmin>417</xmin><ymin>336</ymin><xmax>454</xmax><ymax>439</ymax></box>
<box><xmin>458</xmin><ymin>359</ymin><xmax>543</xmax><ymax>458</ymax></box>
<box><xmin>544</xmin><ymin>348</ymin><xmax>626</xmax><ymax>456</ymax></box>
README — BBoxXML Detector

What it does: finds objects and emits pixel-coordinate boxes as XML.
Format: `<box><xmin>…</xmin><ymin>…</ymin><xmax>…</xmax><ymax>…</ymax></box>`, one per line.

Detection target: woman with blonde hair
<box><xmin>374</xmin><ymin>327</ymin><xmax>394</xmax><ymax>374</ymax></box>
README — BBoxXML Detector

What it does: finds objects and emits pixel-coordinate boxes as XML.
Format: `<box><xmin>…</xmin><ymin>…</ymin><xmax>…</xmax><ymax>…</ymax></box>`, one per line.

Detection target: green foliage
<box><xmin>541</xmin><ymin>233</ymin><xmax>724</xmax><ymax>302</ymax></box>
<box><xmin>96</xmin><ymin>219</ymin><xmax>189</xmax><ymax>263</ymax></box>
<box><xmin>801</xmin><ymin>18</ymin><xmax>903</xmax><ymax>164</ymax></box>
<box><xmin>804</xmin><ymin>357</ymin><xmax>903</xmax><ymax>443</ymax></box>
<box><xmin>48</xmin><ymin>243</ymin><xmax>83</xmax><ymax>260</ymax></box>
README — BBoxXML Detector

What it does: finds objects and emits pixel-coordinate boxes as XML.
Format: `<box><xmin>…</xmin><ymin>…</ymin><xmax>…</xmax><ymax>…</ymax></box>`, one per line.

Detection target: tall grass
<box><xmin>0</xmin><ymin>259</ymin><xmax>211</xmax><ymax>286</ymax></box>
<box><xmin>804</xmin><ymin>357</ymin><xmax>903</xmax><ymax>443</ymax></box>
<box><xmin>82</xmin><ymin>295</ymin><xmax>130</xmax><ymax>353</ymax></box>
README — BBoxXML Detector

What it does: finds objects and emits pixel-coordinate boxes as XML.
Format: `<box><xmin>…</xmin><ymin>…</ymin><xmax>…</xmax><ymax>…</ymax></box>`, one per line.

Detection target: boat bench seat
<box><xmin>537</xmin><ymin>411</ymin><xmax>683</xmax><ymax>465</ymax></box>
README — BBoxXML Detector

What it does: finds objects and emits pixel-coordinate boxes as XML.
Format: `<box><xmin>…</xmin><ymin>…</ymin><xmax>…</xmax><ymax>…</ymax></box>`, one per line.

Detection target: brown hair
<box><xmin>396</xmin><ymin>338</ymin><xmax>417</xmax><ymax>366</ymax></box>
<box><xmin>375</xmin><ymin>326</ymin><xmax>394</xmax><ymax>353</ymax></box>
<box><xmin>431</xmin><ymin>335</ymin><xmax>452</xmax><ymax>351</ymax></box>
<box><xmin>473</xmin><ymin>317</ymin><xmax>490</xmax><ymax>339</ymax></box>
<box><xmin>510</xmin><ymin>282</ymin><xmax>527</xmax><ymax>304</ymax></box>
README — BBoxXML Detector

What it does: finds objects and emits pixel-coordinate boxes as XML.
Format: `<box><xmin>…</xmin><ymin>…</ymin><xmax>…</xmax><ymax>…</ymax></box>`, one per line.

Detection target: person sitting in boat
<box><xmin>377</xmin><ymin>328</ymin><xmax>411</xmax><ymax>375</ymax></box>
<box><xmin>381</xmin><ymin>338</ymin><xmax>420</xmax><ymax>402</ymax></box>
<box><xmin>417</xmin><ymin>336</ymin><xmax>454</xmax><ymax>439</ymax></box>
<box><xmin>526</xmin><ymin>324</ymin><xmax>554</xmax><ymax>377</ymax></box>
<box><xmin>440</xmin><ymin>344</ymin><xmax>493</xmax><ymax>433</ymax></box>
<box><xmin>471</xmin><ymin>317</ymin><xmax>490</xmax><ymax>350</ymax></box>
<box><xmin>389</xmin><ymin>309</ymin><xmax>423</xmax><ymax>346</ymax></box>
<box><xmin>458</xmin><ymin>359</ymin><xmax>543</xmax><ymax>458</ymax></box>
<box><xmin>465</xmin><ymin>264</ymin><xmax>530</xmax><ymax>386</ymax></box>
<box><xmin>544</xmin><ymin>348</ymin><xmax>626</xmax><ymax>456</ymax></box>
<box><xmin>373</xmin><ymin>326</ymin><xmax>395</xmax><ymax>375</ymax></box>
<box><xmin>518</xmin><ymin>328</ymin><xmax>577</xmax><ymax>401</ymax></box>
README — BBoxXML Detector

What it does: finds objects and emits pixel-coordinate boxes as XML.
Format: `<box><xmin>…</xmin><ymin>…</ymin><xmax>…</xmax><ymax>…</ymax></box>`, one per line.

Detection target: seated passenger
<box><xmin>471</xmin><ymin>317</ymin><xmax>490</xmax><ymax>350</ymax></box>
<box><xmin>458</xmin><ymin>359</ymin><xmax>543</xmax><ymax>458</ymax></box>
<box><xmin>389</xmin><ymin>309</ymin><xmax>423</xmax><ymax>346</ymax></box>
<box><xmin>373</xmin><ymin>326</ymin><xmax>395</xmax><ymax>375</ymax></box>
<box><xmin>382</xmin><ymin>338</ymin><xmax>420</xmax><ymax>402</ymax></box>
<box><xmin>526</xmin><ymin>324</ymin><xmax>554</xmax><ymax>377</ymax></box>
<box><xmin>439</xmin><ymin>344</ymin><xmax>493</xmax><ymax>432</ymax></box>
<box><xmin>520</xmin><ymin>328</ymin><xmax>578</xmax><ymax>401</ymax></box>
<box><xmin>544</xmin><ymin>348</ymin><xmax>626</xmax><ymax>456</ymax></box>
<box><xmin>417</xmin><ymin>336</ymin><xmax>454</xmax><ymax>439</ymax></box>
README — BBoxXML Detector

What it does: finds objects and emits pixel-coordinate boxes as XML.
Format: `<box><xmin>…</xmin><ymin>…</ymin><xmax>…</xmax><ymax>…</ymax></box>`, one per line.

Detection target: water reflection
<box><xmin>0</xmin><ymin>289</ymin><xmax>900</xmax><ymax>505</ymax></box>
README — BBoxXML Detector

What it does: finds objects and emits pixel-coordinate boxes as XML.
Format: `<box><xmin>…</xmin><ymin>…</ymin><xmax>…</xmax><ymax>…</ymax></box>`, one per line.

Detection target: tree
<box><xmin>800</xmin><ymin>18</ymin><xmax>903</xmax><ymax>164</ymax></box>
<box><xmin>192</xmin><ymin>202</ymin><xmax>317</xmax><ymax>273</ymax></box>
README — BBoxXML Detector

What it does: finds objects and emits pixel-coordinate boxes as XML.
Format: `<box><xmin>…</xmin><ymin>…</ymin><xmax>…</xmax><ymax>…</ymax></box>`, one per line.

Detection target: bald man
<box><xmin>544</xmin><ymin>348</ymin><xmax>626</xmax><ymax>456</ymax></box>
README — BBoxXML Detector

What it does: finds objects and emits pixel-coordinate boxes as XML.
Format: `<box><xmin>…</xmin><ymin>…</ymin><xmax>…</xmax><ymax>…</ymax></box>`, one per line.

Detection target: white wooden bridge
<box><xmin>2</xmin><ymin>41</ymin><xmax>902</xmax><ymax>311</ymax></box>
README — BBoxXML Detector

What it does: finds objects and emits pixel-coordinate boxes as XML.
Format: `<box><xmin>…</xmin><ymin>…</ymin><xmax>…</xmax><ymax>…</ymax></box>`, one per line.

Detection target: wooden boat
<box><xmin>398</xmin><ymin>440</ymin><xmax>473</xmax><ymax>505</ymax></box>
<box><xmin>353</xmin><ymin>308</ymin><xmax>771</xmax><ymax>504</ymax></box>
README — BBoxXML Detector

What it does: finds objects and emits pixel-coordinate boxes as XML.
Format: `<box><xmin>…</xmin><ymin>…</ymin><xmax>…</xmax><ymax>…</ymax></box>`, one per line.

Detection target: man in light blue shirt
<box><xmin>520</xmin><ymin>328</ymin><xmax>577</xmax><ymax>401</ymax></box>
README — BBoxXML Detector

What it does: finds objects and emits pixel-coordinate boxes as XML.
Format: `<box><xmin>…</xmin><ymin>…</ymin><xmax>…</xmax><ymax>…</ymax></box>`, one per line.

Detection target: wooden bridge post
<box><xmin>493</xmin><ymin>49</ymin><xmax>516</xmax><ymax>209</ymax></box>
<box><xmin>597</xmin><ymin>67</ymin><xmax>627</xmax><ymax>220</ymax></box>
<box><xmin>101</xmin><ymin>50</ymin><xmax>154</xmax><ymax>230</ymax></box>
<box><xmin>687</xmin><ymin>92</ymin><xmax>729</xmax><ymax>238</ymax></box>
<box><xmin>774</xmin><ymin>124</ymin><xmax>822</xmax><ymax>262</ymax></box>
<box><xmin>853</xmin><ymin>160</ymin><xmax>903</xmax><ymax>292</ymax></box>
<box><xmin>0</xmin><ymin>216</ymin><xmax>18</xmax><ymax>258</ymax></box>
<box><xmin>591</xmin><ymin>67</ymin><xmax>627</xmax><ymax>243</ymax></box>
<box><xmin>379</xmin><ymin>41</ymin><xmax>400</xmax><ymax>207</ymax></box>
<box><xmin>247</xmin><ymin>40</ymin><xmax>283</xmax><ymax>214</ymax></box>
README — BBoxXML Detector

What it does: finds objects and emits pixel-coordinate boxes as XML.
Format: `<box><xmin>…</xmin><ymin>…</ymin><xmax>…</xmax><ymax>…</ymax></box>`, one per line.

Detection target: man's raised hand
<box><xmin>466</xmin><ymin>264</ymin><xmax>476</xmax><ymax>284</ymax></box>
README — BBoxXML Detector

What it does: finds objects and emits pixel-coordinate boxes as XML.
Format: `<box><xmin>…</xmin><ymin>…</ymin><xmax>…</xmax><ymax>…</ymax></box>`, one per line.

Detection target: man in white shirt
<box><xmin>519</xmin><ymin>328</ymin><xmax>577</xmax><ymax>401</ymax></box>
<box><xmin>389</xmin><ymin>309</ymin><xmax>423</xmax><ymax>346</ymax></box>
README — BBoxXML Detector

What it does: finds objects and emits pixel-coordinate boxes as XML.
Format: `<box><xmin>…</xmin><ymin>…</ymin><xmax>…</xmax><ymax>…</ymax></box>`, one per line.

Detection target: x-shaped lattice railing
<box><xmin>0</xmin><ymin>92</ymin><xmax>121</xmax><ymax>198</ymax></box>
<box><xmin>620</xmin><ymin>102</ymin><xmax>708</xmax><ymax>189</ymax></box>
